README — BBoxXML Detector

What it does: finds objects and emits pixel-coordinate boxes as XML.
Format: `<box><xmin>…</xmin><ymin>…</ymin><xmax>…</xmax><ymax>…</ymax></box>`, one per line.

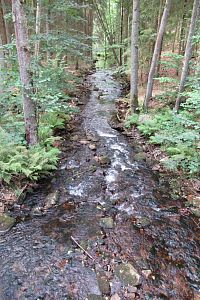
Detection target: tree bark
<box><xmin>175</xmin><ymin>0</ymin><xmax>200</xmax><ymax>112</ymax></box>
<box><xmin>1</xmin><ymin>0</ymin><xmax>13</xmax><ymax>44</ymax></box>
<box><xmin>12</xmin><ymin>0</ymin><xmax>38</xmax><ymax>146</ymax></box>
<box><xmin>0</xmin><ymin>35</ymin><xmax>4</xmax><ymax>93</ymax></box>
<box><xmin>34</xmin><ymin>0</ymin><xmax>41</xmax><ymax>59</ymax></box>
<box><xmin>130</xmin><ymin>0</ymin><xmax>140</xmax><ymax>113</ymax></box>
<box><xmin>178</xmin><ymin>0</ymin><xmax>188</xmax><ymax>56</ymax></box>
<box><xmin>143</xmin><ymin>0</ymin><xmax>172</xmax><ymax>112</ymax></box>
<box><xmin>0</xmin><ymin>2</ymin><xmax>7</xmax><ymax>45</ymax></box>
<box><xmin>119</xmin><ymin>0</ymin><xmax>124</xmax><ymax>66</ymax></box>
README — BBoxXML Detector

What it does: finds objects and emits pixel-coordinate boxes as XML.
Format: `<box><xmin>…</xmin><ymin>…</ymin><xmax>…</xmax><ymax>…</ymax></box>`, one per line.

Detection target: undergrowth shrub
<box><xmin>126</xmin><ymin>84</ymin><xmax>200</xmax><ymax>175</ymax></box>
<box><xmin>0</xmin><ymin>129</ymin><xmax>60</xmax><ymax>185</ymax></box>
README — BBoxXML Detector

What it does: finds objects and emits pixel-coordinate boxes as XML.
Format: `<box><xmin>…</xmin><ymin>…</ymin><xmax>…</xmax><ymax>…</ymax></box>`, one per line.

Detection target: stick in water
<box><xmin>70</xmin><ymin>236</ymin><xmax>94</xmax><ymax>260</ymax></box>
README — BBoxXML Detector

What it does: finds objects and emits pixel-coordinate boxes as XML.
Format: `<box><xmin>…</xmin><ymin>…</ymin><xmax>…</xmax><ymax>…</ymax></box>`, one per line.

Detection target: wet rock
<box><xmin>89</xmin><ymin>144</ymin><xmax>97</xmax><ymax>150</ymax></box>
<box><xmin>97</xmin><ymin>272</ymin><xmax>110</xmax><ymax>295</ymax></box>
<box><xmin>0</xmin><ymin>214</ymin><xmax>15</xmax><ymax>233</ymax></box>
<box><xmin>98</xmin><ymin>155</ymin><xmax>111</xmax><ymax>165</ymax></box>
<box><xmin>80</xmin><ymin>139</ymin><xmax>90</xmax><ymax>145</ymax></box>
<box><xmin>134</xmin><ymin>217</ymin><xmax>151</xmax><ymax>228</ymax></box>
<box><xmin>93</xmin><ymin>87</ymin><xmax>99</xmax><ymax>91</ymax></box>
<box><xmin>115</xmin><ymin>263</ymin><xmax>141</xmax><ymax>287</ymax></box>
<box><xmin>142</xmin><ymin>269</ymin><xmax>152</xmax><ymax>278</ymax></box>
<box><xmin>186</xmin><ymin>195</ymin><xmax>200</xmax><ymax>217</ymax></box>
<box><xmin>70</xmin><ymin>134</ymin><xmax>79</xmax><ymax>141</ymax></box>
<box><xmin>90</xmin><ymin>165</ymin><xmax>98</xmax><ymax>172</ymax></box>
<box><xmin>86</xmin><ymin>133</ymin><xmax>99</xmax><ymax>142</ymax></box>
<box><xmin>32</xmin><ymin>206</ymin><xmax>43</xmax><ymax>215</ymax></box>
<box><xmin>100</xmin><ymin>217</ymin><xmax>114</xmax><ymax>229</ymax></box>
<box><xmin>190</xmin><ymin>207</ymin><xmax>200</xmax><ymax>217</ymax></box>
<box><xmin>111</xmin><ymin>293</ymin><xmax>121</xmax><ymax>300</ymax></box>
<box><xmin>88</xmin><ymin>295</ymin><xmax>104</xmax><ymax>300</ymax></box>
<box><xmin>0</xmin><ymin>202</ymin><xmax>5</xmax><ymax>214</ymax></box>
<box><xmin>194</xmin><ymin>293</ymin><xmax>200</xmax><ymax>300</ymax></box>
<box><xmin>110</xmin><ymin>277</ymin><xmax>122</xmax><ymax>295</ymax></box>
<box><xmin>44</xmin><ymin>191</ymin><xmax>59</xmax><ymax>209</ymax></box>
<box><xmin>125</xmin><ymin>293</ymin><xmax>136</xmax><ymax>299</ymax></box>
<box><xmin>127</xmin><ymin>287</ymin><xmax>137</xmax><ymax>293</ymax></box>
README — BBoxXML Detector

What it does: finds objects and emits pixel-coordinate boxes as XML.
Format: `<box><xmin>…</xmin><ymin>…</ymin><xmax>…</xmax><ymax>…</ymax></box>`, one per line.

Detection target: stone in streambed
<box><xmin>100</xmin><ymin>217</ymin><xmax>114</xmax><ymax>229</ymax></box>
<box><xmin>98</xmin><ymin>155</ymin><xmax>111</xmax><ymax>165</ymax></box>
<box><xmin>0</xmin><ymin>214</ymin><xmax>15</xmax><ymax>233</ymax></box>
<box><xmin>88</xmin><ymin>295</ymin><xmax>104</xmax><ymax>300</ymax></box>
<box><xmin>44</xmin><ymin>191</ymin><xmax>59</xmax><ymax>209</ymax></box>
<box><xmin>97</xmin><ymin>272</ymin><xmax>110</xmax><ymax>295</ymax></box>
<box><xmin>89</xmin><ymin>144</ymin><xmax>97</xmax><ymax>150</ymax></box>
<box><xmin>86</xmin><ymin>133</ymin><xmax>99</xmax><ymax>142</ymax></box>
<box><xmin>70</xmin><ymin>135</ymin><xmax>79</xmax><ymax>142</ymax></box>
<box><xmin>134</xmin><ymin>153</ymin><xmax>146</xmax><ymax>161</ymax></box>
<box><xmin>111</xmin><ymin>294</ymin><xmax>121</xmax><ymax>300</ymax></box>
<box><xmin>134</xmin><ymin>216</ymin><xmax>151</xmax><ymax>228</ymax></box>
<box><xmin>115</xmin><ymin>263</ymin><xmax>141</xmax><ymax>287</ymax></box>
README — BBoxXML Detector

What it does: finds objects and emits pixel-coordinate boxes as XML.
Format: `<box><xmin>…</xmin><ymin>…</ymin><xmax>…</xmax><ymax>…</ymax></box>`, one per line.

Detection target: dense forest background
<box><xmin>0</xmin><ymin>0</ymin><xmax>199</xmax><ymax>192</ymax></box>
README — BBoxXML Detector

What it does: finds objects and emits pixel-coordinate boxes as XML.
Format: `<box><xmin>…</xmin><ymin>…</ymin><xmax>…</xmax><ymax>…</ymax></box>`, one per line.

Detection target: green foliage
<box><xmin>128</xmin><ymin>86</ymin><xmax>200</xmax><ymax>175</ymax></box>
<box><xmin>0</xmin><ymin>130</ymin><xmax>60</xmax><ymax>184</ymax></box>
<box><xmin>125</xmin><ymin>113</ymin><xmax>139</xmax><ymax>128</ymax></box>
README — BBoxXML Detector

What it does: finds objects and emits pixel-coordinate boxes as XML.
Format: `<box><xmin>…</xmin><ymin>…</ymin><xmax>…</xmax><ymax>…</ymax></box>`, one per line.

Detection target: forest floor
<box><xmin>0</xmin><ymin>70</ymin><xmax>199</xmax><ymax>300</ymax></box>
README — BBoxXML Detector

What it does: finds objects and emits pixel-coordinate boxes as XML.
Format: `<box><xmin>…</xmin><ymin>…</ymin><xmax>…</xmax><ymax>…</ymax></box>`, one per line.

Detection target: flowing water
<box><xmin>0</xmin><ymin>71</ymin><xmax>199</xmax><ymax>300</ymax></box>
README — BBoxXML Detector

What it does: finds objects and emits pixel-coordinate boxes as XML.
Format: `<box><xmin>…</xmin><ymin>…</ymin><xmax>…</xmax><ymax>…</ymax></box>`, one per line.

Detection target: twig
<box><xmin>70</xmin><ymin>235</ymin><xmax>94</xmax><ymax>260</ymax></box>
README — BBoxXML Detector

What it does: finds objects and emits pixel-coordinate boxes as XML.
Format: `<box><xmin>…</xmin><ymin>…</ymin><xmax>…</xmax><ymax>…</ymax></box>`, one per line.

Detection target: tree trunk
<box><xmin>0</xmin><ymin>35</ymin><xmax>4</xmax><ymax>93</ymax></box>
<box><xmin>34</xmin><ymin>0</ymin><xmax>41</xmax><ymax>59</ymax></box>
<box><xmin>130</xmin><ymin>0</ymin><xmax>140</xmax><ymax>113</ymax></box>
<box><xmin>12</xmin><ymin>0</ymin><xmax>38</xmax><ymax>146</ymax></box>
<box><xmin>143</xmin><ymin>0</ymin><xmax>172</xmax><ymax>112</ymax></box>
<box><xmin>0</xmin><ymin>2</ymin><xmax>7</xmax><ymax>45</ymax></box>
<box><xmin>174</xmin><ymin>0</ymin><xmax>200</xmax><ymax>112</ymax></box>
<box><xmin>119</xmin><ymin>0</ymin><xmax>123</xmax><ymax>66</ymax></box>
<box><xmin>123</xmin><ymin>5</ymin><xmax>129</xmax><ymax>65</ymax></box>
<box><xmin>178</xmin><ymin>0</ymin><xmax>188</xmax><ymax>56</ymax></box>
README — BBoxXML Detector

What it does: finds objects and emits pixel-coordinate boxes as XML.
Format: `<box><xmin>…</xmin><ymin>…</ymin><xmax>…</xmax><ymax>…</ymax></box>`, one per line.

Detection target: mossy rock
<box><xmin>87</xmin><ymin>295</ymin><xmax>104</xmax><ymax>300</ymax></box>
<box><xmin>115</xmin><ymin>263</ymin><xmax>141</xmax><ymax>287</ymax></box>
<box><xmin>0</xmin><ymin>214</ymin><xmax>15</xmax><ymax>233</ymax></box>
<box><xmin>100</xmin><ymin>217</ymin><xmax>114</xmax><ymax>229</ymax></box>
<box><xmin>134</xmin><ymin>153</ymin><xmax>146</xmax><ymax>161</ymax></box>
<box><xmin>97</xmin><ymin>272</ymin><xmax>110</xmax><ymax>295</ymax></box>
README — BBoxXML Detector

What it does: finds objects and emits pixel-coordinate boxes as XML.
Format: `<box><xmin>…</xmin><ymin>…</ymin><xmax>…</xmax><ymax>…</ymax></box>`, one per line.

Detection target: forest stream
<box><xmin>0</xmin><ymin>71</ymin><xmax>199</xmax><ymax>300</ymax></box>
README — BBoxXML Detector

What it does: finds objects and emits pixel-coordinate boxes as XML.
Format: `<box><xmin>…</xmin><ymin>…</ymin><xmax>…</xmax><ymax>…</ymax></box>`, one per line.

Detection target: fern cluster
<box><xmin>0</xmin><ymin>128</ymin><xmax>60</xmax><ymax>184</ymax></box>
<box><xmin>126</xmin><ymin>85</ymin><xmax>200</xmax><ymax>175</ymax></box>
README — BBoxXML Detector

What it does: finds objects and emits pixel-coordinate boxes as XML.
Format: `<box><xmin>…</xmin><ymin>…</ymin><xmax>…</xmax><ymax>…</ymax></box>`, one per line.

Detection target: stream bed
<box><xmin>0</xmin><ymin>71</ymin><xmax>199</xmax><ymax>300</ymax></box>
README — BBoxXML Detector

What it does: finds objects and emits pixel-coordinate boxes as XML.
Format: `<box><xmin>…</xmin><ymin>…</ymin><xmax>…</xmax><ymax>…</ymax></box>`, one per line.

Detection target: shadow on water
<box><xmin>0</xmin><ymin>70</ymin><xmax>199</xmax><ymax>299</ymax></box>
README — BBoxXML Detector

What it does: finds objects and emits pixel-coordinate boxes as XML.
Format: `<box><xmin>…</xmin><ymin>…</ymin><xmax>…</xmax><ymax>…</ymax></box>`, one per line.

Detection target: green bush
<box><xmin>126</xmin><ymin>86</ymin><xmax>200</xmax><ymax>175</ymax></box>
<box><xmin>0</xmin><ymin>130</ymin><xmax>60</xmax><ymax>184</ymax></box>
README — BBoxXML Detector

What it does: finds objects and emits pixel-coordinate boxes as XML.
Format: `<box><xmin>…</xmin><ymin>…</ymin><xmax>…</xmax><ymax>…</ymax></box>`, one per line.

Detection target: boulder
<box><xmin>0</xmin><ymin>214</ymin><xmax>15</xmax><ymax>233</ymax></box>
<box><xmin>115</xmin><ymin>263</ymin><xmax>141</xmax><ymax>287</ymax></box>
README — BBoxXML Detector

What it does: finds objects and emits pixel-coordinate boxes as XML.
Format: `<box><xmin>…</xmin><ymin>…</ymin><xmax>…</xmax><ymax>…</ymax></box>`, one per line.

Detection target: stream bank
<box><xmin>0</xmin><ymin>70</ymin><xmax>199</xmax><ymax>300</ymax></box>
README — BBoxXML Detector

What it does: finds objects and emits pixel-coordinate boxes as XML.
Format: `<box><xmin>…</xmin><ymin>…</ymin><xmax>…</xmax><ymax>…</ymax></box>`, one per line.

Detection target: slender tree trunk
<box><xmin>130</xmin><ymin>0</ymin><xmax>140</xmax><ymax>113</ymax></box>
<box><xmin>175</xmin><ymin>0</ymin><xmax>200</xmax><ymax>112</ymax></box>
<box><xmin>46</xmin><ymin>2</ymin><xmax>50</xmax><ymax>62</ymax></box>
<box><xmin>123</xmin><ymin>5</ymin><xmax>129</xmax><ymax>65</ymax></box>
<box><xmin>12</xmin><ymin>0</ymin><xmax>38</xmax><ymax>146</ymax></box>
<box><xmin>34</xmin><ymin>0</ymin><xmax>41</xmax><ymax>58</ymax></box>
<box><xmin>178</xmin><ymin>0</ymin><xmax>188</xmax><ymax>55</ymax></box>
<box><xmin>1</xmin><ymin>0</ymin><xmax>13</xmax><ymax>43</ymax></box>
<box><xmin>119</xmin><ymin>0</ymin><xmax>123</xmax><ymax>66</ymax></box>
<box><xmin>143</xmin><ymin>0</ymin><xmax>172</xmax><ymax>112</ymax></box>
<box><xmin>172</xmin><ymin>21</ymin><xmax>179</xmax><ymax>53</ymax></box>
<box><xmin>0</xmin><ymin>35</ymin><xmax>4</xmax><ymax>93</ymax></box>
<box><xmin>0</xmin><ymin>2</ymin><xmax>7</xmax><ymax>45</ymax></box>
